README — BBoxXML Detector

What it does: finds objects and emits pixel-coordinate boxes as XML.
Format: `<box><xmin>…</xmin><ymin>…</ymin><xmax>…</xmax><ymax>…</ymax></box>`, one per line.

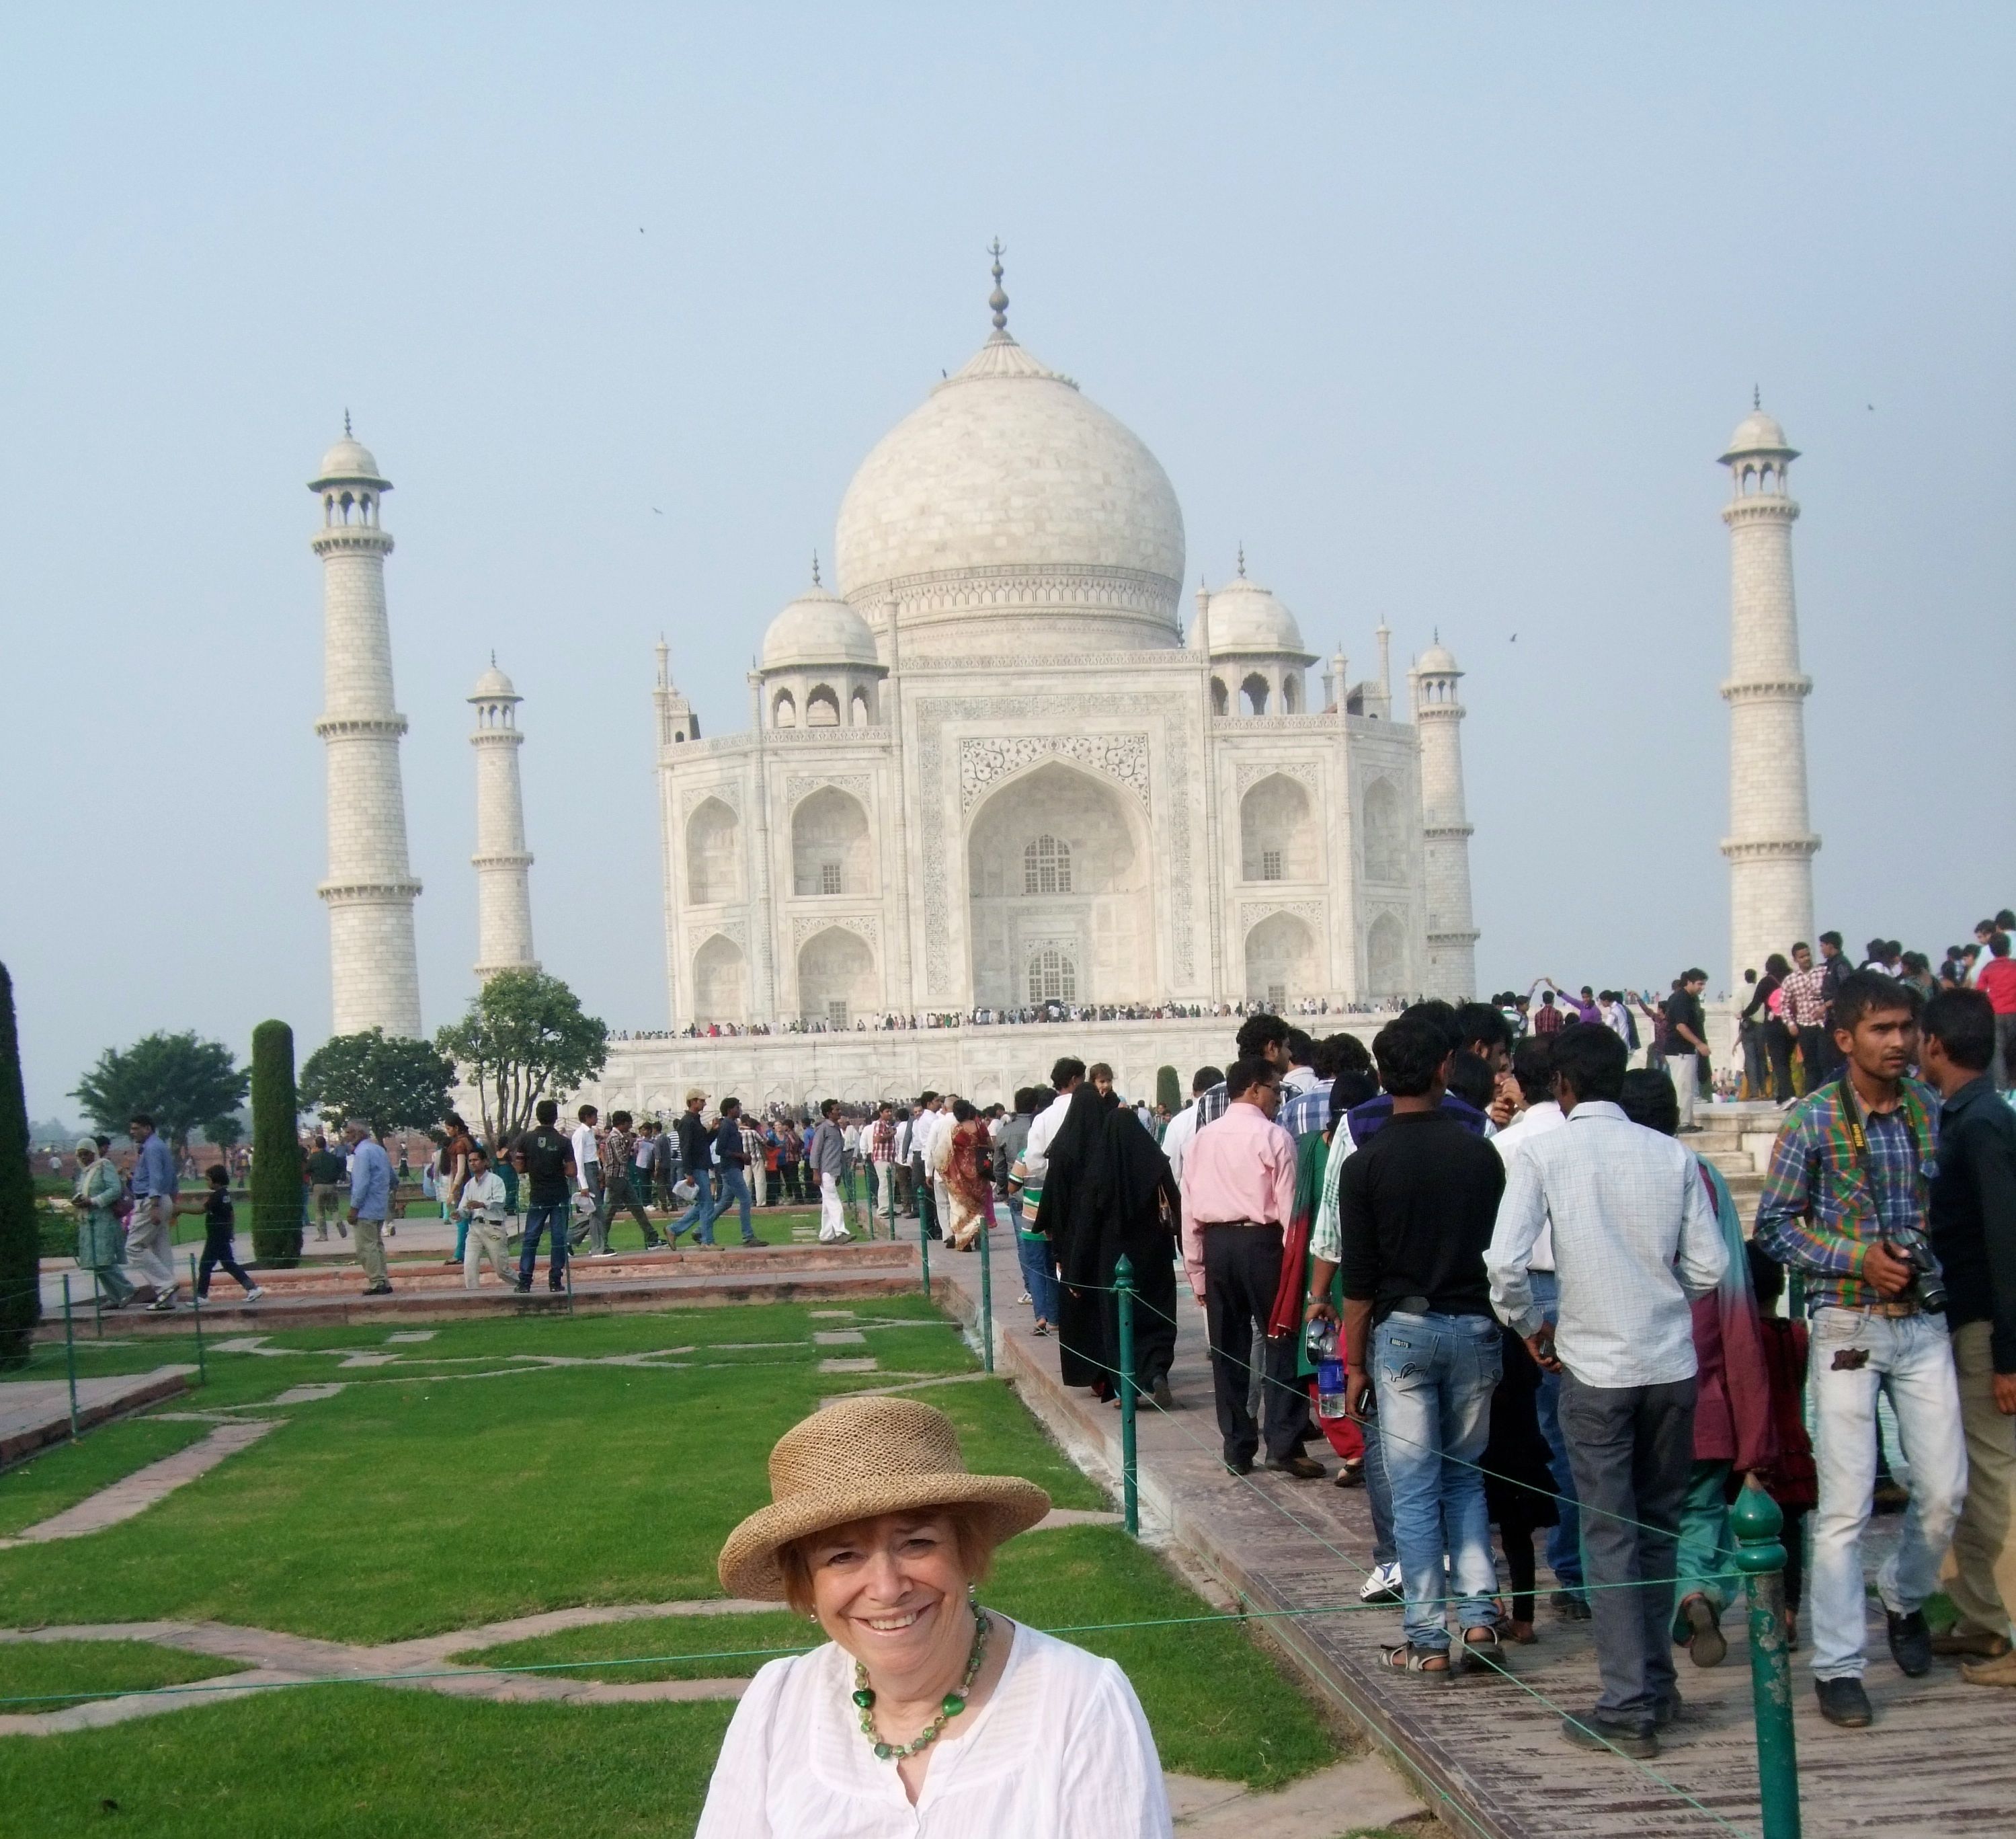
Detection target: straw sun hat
<box><xmin>717</xmin><ymin>1396</ymin><xmax>1052</xmax><ymax>1602</ymax></box>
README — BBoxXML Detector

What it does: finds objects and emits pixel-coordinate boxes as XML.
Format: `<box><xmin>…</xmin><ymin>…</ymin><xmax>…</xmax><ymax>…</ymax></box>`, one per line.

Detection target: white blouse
<box><xmin>694</xmin><ymin>1619</ymin><xmax>1173</xmax><ymax>1838</ymax></box>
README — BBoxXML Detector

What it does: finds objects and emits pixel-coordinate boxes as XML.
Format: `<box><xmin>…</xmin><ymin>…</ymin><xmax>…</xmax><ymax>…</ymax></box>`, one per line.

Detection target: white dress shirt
<box><xmin>1158</xmin><ymin>1101</ymin><xmax>1202</xmax><ymax>1185</ymax></box>
<box><xmin>1486</xmin><ymin>1099</ymin><xmax>1726</xmax><ymax>1388</ymax></box>
<box><xmin>456</xmin><ymin>1169</ymin><xmax>508</xmax><ymax>1222</ymax></box>
<box><xmin>1488</xmin><ymin>1100</ymin><xmax>1566</xmax><ymax>1270</ymax></box>
<box><xmin>1020</xmin><ymin>1091</ymin><xmax>1074</xmax><ymax>1185</ymax></box>
<box><xmin>571</xmin><ymin>1124</ymin><xmax>599</xmax><ymax>1192</ymax></box>
<box><xmin>694</xmin><ymin>1620</ymin><xmax>1171</xmax><ymax>1839</ymax></box>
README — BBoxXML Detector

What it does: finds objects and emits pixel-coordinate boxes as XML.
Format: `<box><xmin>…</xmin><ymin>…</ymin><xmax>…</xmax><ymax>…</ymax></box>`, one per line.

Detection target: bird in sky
<box><xmin>652</xmin><ymin>507</ymin><xmax>663</xmax><ymax>515</ymax></box>
<box><xmin>1509</xmin><ymin>633</ymin><xmax>1517</xmax><ymax>643</ymax></box>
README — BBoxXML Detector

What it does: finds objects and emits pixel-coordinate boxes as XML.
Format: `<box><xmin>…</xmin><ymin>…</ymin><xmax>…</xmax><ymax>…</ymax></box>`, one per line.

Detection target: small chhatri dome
<box><xmin>761</xmin><ymin>580</ymin><xmax>880</xmax><ymax>671</ymax></box>
<box><xmin>1191</xmin><ymin>570</ymin><xmax>1307</xmax><ymax>656</ymax></box>
<box><xmin>470</xmin><ymin>657</ymin><xmax>518</xmax><ymax>701</ymax></box>
<box><xmin>1416</xmin><ymin>639</ymin><xmax>1460</xmax><ymax>675</ymax></box>
<box><xmin>1720</xmin><ymin>403</ymin><xmax>1797</xmax><ymax>462</ymax></box>
<box><xmin>310</xmin><ymin>420</ymin><xmax>390</xmax><ymax>490</ymax></box>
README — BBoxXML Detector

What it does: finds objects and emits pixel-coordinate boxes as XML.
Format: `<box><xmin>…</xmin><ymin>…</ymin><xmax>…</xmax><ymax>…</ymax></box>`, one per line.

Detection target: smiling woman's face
<box><xmin>803</xmin><ymin>1511</ymin><xmax>971</xmax><ymax>1677</ymax></box>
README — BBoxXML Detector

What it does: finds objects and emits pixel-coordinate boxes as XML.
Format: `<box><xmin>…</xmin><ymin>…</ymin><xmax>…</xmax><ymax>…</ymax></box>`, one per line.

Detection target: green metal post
<box><xmin>93</xmin><ymin>1278</ymin><xmax>104</xmax><ymax>1338</ymax></box>
<box><xmin>918</xmin><ymin>1206</ymin><xmax>931</xmax><ymax>1301</ymax></box>
<box><xmin>61</xmin><ymin>1275</ymin><xmax>79</xmax><ymax>1440</ymax></box>
<box><xmin>884</xmin><ymin>1164</ymin><xmax>897</xmax><ymax>1243</ymax></box>
<box><xmin>1115</xmin><ymin>1253</ymin><xmax>1138</xmax><ymax>1536</ymax></box>
<box><xmin>1732</xmin><ymin>1479</ymin><xmax>1801</xmax><ymax>1839</ymax></box>
<box><xmin>189</xmin><ymin>1254</ymin><xmax>205</xmax><ymax>1387</ymax></box>
<box><xmin>565</xmin><ymin>1253</ymin><xmax>575</xmax><ymax>1317</ymax></box>
<box><xmin>977</xmin><ymin>1207</ymin><xmax>994</xmax><ymax>1373</ymax></box>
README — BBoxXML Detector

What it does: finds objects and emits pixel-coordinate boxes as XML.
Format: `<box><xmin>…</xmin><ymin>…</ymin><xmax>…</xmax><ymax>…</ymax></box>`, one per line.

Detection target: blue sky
<box><xmin>3</xmin><ymin>4</ymin><xmax>2011</xmax><ymax>1117</ymax></box>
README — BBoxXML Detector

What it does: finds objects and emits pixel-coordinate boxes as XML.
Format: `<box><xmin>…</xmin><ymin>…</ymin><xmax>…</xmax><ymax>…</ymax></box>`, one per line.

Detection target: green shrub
<box><xmin>249</xmin><ymin>1020</ymin><xmax>303</xmax><ymax>1267</ymax></box>
<box><xmin>0</xmin><ymin>964</ymin><xmax>40</xmax><ymax>1365</ymax></box>
<box><xmin>1156</xmin><ymin>1064</ymin><xmax>1181</xmax><ymax>1116</ymax></box>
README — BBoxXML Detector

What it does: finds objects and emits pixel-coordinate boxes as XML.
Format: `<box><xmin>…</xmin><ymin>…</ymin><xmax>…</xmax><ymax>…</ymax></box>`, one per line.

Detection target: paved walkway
<box><xmin>934</xmin><ymin>1243</ymin><xmax>2016</xmax><ymax>1839</ymax></box>
<box><xmin>0</xmin><ymin>1368</ymin><xmax>196</xmax><ymax>1468</ymax></box>
<box><xmin>0</xmin><ymin>1419</ymin><xmax>278</xmax><ymax>1549</ymax></box>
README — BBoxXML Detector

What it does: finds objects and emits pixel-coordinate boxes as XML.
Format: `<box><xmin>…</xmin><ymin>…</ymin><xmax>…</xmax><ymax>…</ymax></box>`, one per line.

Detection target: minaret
<box><xmin>310</xmin><ymin>422</ymin><xmax>422</xmax><ymax>1038</ymax></box>
<box><xmin>1719</xmin><ymin>398</ymin><xmax>1818</xmax><ymax>984</ymax></box>
<box><xmin>1411</xmin><ymin>637</ymin><xmax>1479</xmax><ymax>1000</ymax></box>
<box><xmin>469</xmin><ymin>658</ymin><xmax>537</xmax><ymax>982</ymax></box>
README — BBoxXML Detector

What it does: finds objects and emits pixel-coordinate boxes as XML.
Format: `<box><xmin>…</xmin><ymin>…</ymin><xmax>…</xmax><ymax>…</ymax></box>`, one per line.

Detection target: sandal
<box><xmin>1380</xmin><ymin>1643</ymin><xmax>1449</xmax><ymax>1674</ymax></box>
<box><xmin>1455</xmin><ymin>1625</ymin><xmax>1503</xmax><ymax>1674</ymax></box>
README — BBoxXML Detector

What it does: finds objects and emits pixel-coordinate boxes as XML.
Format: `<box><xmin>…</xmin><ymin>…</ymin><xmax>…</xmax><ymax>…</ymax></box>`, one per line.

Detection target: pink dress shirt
<box><xmin>1177</xmin><ymin>1102</ymin><xmax>1299</xmax><ymax>1300</ymax></box>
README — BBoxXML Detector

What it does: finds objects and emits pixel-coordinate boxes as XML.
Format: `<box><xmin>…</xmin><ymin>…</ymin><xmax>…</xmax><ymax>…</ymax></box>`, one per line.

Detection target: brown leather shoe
<box><xmin>1263</xmin><ymin>1454</ymin><xmax>1327</xmax><ymax>1481</ymax></box>
<box><xmin>1962</xmin><ymin>1649</ymin><xmax>2016</xmax><ymax>1688</ymax></box>
<box><xmin>1932</xmin><ymin>1627</ymin><xmax>2011</xmax><ymax>1660</ymax></box>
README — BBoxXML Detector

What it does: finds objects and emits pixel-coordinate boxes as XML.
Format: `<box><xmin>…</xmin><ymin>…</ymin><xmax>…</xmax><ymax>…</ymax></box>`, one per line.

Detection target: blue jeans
<box><xmin>717</xmin><ymin>1167</ymin><xmax>756</xmax><ymax>1244</ymax></box>
<box><xmin>1373</xmin><ymin>1310</ymin><xmax>1502</xmax><ymax>1653</ymax></box>
<box><xmin>519</xmin><ymin>1201</ymin><xmax>569</xmax><ymax>1289</ymax></box>
<box><xmin>670</xmin><ymin>1173</ymin><xmax>717</xmax><ymax>1242</ymax></box>
<box><xmin>1009</xmin><ymin>1200</ymin><xmax>1057</xmax><ymax>1323</ymax></box>
<box><xmin>1528</xmin><ymin>1270</ymin><xmax>1584</xmax><ymax>1593</ymax></box>
<box><xmin>1361</xmin><ymin>1408</ymin><xmax>1396</xmax><ymax>1567</ymax></box>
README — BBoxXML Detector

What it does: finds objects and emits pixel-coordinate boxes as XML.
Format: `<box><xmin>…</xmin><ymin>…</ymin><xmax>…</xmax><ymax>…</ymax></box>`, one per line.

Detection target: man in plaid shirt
<box><xmin>1777</xmin><ymin>942</ymin><xmax>1834</xmax><ymax>1102</ymax></box>
<box><xmin>1753</xmin><ymin>970</ymin><xmax>1965</xmax><ymax>1729</ymax></box>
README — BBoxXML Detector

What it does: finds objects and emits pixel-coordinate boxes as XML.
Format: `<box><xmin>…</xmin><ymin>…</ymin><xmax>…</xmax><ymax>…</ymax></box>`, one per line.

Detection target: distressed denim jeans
<box><xmin>1373</xmin><ymin>1310</ymin><xmax>1502</xmax><ymax>1653</ymax></box>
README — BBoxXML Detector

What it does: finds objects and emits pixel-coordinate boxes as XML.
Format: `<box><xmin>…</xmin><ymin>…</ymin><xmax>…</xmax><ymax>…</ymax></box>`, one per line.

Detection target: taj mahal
<box><xmin>308</xmin><ymin>253</ymin><xmax>1814</xmax><ymax>1106</ymax></box>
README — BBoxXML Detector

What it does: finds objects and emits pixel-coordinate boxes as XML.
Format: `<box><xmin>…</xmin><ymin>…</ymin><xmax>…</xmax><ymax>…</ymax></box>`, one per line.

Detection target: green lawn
<box><xmin>0</xmin><ymin>1296</ymin><xmax>1341</xmax><ymax>1830</ymax></box>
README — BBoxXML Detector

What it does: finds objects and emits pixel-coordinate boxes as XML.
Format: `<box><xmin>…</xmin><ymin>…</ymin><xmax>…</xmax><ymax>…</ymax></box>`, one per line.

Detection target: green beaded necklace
<box><xmin>851</xmin><ymin>1607</ymin><xmax>991</xmax><ymax>1762</ymax></box>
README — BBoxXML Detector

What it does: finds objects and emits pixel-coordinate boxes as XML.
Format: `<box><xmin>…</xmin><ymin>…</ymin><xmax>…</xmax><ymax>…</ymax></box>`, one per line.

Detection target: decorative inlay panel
<box><xmin>1240</xmin><ymin>900</ymin><xmax>1325</xmax><ymax>935</ymax></box>
<box><xmin>957</xmin><ymin>734</ymin><xmax>1151</xmax><ymax>814</ymax></box>
<box><xmin>784</xmin><ymin>773</ymin><xmax>873</xmax><ymax>808</ymax></box>
<box><xmin>790</xmin><ymin>914</ymin><xmax>880</xmax><ymax>950</ymax></box>
<box><xmin>680</xmin><ymin>783</ymin><xmax>742</xmax><ymax>820</ymax></box>
<box><xmin>1233</xmin><ymin>760</ymin><xmax>1317</xmax><ymax>799</ymax></box>
<box><xmin>687</xmin><ymin>919</ymin><xmax>747</xmax><ymax>954</ymax></box>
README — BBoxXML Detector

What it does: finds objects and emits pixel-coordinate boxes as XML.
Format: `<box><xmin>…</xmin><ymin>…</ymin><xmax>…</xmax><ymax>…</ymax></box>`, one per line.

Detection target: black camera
<box><xmin>1884</xmin><ymin>1236</ymin><xmax>1949</xmax><ymax>1315</ymax></box>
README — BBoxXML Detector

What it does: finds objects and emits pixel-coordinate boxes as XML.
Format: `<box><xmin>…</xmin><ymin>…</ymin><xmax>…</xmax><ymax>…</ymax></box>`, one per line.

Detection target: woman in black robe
<box><xmin>1035</xmin><ymin>1087</ymin><xmax>1180</xmax><ymax>1405</ymax></box>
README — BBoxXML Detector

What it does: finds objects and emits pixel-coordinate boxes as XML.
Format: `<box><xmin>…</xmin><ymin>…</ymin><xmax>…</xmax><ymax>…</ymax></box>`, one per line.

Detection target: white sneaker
<box><xmin>1359</xmin><ymin>1561</ymin><xmax>1403</xmax><ymax>1604</ymax></box>
<box><xmin>245</xmin><ymin>1286</ymin><xmax>266</xmax><ymax>1302</ymax></box>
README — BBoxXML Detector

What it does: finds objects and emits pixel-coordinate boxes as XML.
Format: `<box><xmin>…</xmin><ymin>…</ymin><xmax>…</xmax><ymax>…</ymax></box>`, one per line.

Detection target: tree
<box><xmin>249</xmin><ymin>1021</ymin><xmax>303</xmax><ymax>1267</ymax></box>
<box><xmin>436</xmin><ymin>969</ymin><xmax>608</xmax><ymax>1144</ymax></box>
<box><xmin>71</xmin><ymin>1031</ymin><xmax>247</xmax><ymax>1154</ymax></box>
<box><xmin>0</xmin><ymin>964</ymin><xmax>40</xmax><ymax>1366</ymax></box>
<box><xmin>1155</xmin><ymin>1064</ymin><xmax>1182</xmax><ymax>1116</ymax></box>
<box><xmin>203</xmin><ymin>1113</ymin><xmax>245</xmax><ymax>1157</ymax></box>
<box><xmin>300</xmin><ymin>1029</ymin><xmax>456</xmax><ymax>1137</ymax></box>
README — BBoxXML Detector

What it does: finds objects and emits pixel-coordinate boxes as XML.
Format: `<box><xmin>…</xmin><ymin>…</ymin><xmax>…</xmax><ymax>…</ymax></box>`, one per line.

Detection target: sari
<box><xmin>942</xmin><ymin>1118</ymin><xmax>994</xmax><ymax>1249</ymax></box>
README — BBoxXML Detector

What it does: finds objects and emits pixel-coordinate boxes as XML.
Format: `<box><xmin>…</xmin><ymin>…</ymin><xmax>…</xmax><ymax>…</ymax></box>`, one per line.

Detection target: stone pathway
<box><xmin>0</xmin><ymin>1420</ymin><xmax>279</xmax><ymax>1549</ymax></box>
<box><xmin>0</xmin><ymin>1368</ymin><xmax>197</xmax><ymax>1468</ymax></box>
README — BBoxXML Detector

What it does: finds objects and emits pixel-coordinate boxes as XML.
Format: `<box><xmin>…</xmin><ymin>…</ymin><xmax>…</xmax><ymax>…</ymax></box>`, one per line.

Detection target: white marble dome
<box><xmin>1193</xmin><ymin>575</ymin><xmax>1307</xmax><ymax>656</ymax></box>
<box><xmin>1721</xmin><ymin>409</ymin><xmax>1796</xmax><ymax>459</ymax></box>
<box><xmin>470</xmin><ymin>662</ymin><xmax>518</xmax><ymax>701</ymax></box>
<box><xmin>760</xmin><ymin>585</ymin><xmax>880</xmax><ymax>671</ymax></box>
<box><xmin>311</xmin><ymin>434</ymin><xmax>389</xmax><ymax>487</ymax></box>
<box><xmin>834</xmin><ymin>326</ymin><xmax>1186</xmax><ymax>656</ymax></box>
<box><xmin>1415</xmin><ymin>641</ymin><xmax>1459</xmax><ymax>675</ymax></box>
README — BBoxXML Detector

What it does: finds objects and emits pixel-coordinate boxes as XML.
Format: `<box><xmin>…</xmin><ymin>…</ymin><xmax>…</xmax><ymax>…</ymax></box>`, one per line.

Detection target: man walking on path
<box><xmin>1919</xmin><ymin>988</ymin><xmax>2016</xmax><ymax>1680</ymax></box>
<box><xmin>514</xmin><ymin>1099</ymin><xmax>575</xmax><ymax>1292</ymax></box>
<box><xmin>569</xmin><ymin>1105</ymin><xmax>607</xmax><ymax>1255</ymax></box>
<box><xmin>1663</xmin><ymin>970</ymin><xmax>1710</xmax><ymax>1132</ymax></box>
<box><xmin>1974</xmin><ymin>932</ymin><xmax>2016</xmax><ymax>1095</ymax></box>
<box><xmin>1180</xmin><ymin>1057</ymin><xmax>1319</xmax><ymax>1479</ymax></box>
<box><xmin>454</xmin><ymin>1145</ymin><xmax>514</xmax><ymax>1288</ymax></box>
<box><xmin>598</xmin><ymin>1111</ymin><xmax>665</xmax><ymax>1253</ymax></box>
<box><xmin>305</xmin><ymin>1134</ymin><xmax>348</xmax><ymax>1240</ymax></box>
<box><xmin>126</xmin><ymin>1113</ymin><xmax>182</xmax><ymax>1309</ymax></box>
<box><xmin>668</xmin><ymin>1091</ymin><xmax>717</xmax><ymax>1244</ymax></box>
<box><xmin>1779</xmin><ymin>943</ymin><xmax>1832</xmax><ymax>1099</ymax></box>
<box><xmin>808</xmin><ymin>1099</ymin><xmax>852</xmax><ymax>1243</ymax></box>
<box><xmin>1488</xmin><ymin>1035</ymin><xmax>1587</xmax><ymax>1617</ymax></box>
<box><xmin>868</xmin><ymin>1103</ymin><xmax>896</xmax><ymax>1216</ymax></box>
<box><xmin>1336</xmin><ymin>1011</ymin><xmax>1508</xmax><ymax>1672</ymax></box>
<box><xmin>1487</xmin><ymin>1023</ymin><xmax>1726</xmax><ymax>1758</ymax></box>
<box><xmin>1752</xmin><ymin>970</ymin><xmax>1966</xmax><ymax>1729</ymax></box>
<box><xmin>184</xmin><ymin>1162</ymin><xmax>264</xmax><ymax>1302</ymax></box>
<box><xmin>713</xmin><ymin>1097</ymin><xmax>759</xmax><ymax>1246</ymax></box>
<box><xmin>344</xmin><ymin>1119</ymin><xmax>395</xmax><ymax>1296</ymax></box>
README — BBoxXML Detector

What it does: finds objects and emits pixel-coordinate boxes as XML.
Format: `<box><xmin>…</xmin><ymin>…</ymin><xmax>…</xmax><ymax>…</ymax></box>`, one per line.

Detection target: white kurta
<box><xmin>694</xmin><ymin>1620</ymin><xmax>1172</xmax><ymax>1839</ymax></box>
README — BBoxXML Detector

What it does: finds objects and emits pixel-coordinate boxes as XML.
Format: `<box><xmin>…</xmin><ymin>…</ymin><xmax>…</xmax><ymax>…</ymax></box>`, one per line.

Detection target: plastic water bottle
<box><xmin>1307</xmin><ymin>1318</ymin><xmax>1346</xmax><ymax>1420</ymax></box>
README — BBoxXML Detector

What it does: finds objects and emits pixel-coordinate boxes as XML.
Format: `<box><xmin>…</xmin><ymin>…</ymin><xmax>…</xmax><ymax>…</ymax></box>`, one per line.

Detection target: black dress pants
<box><xmin>1202</xmin><ymin>1224</ymin><xmax>1308</xmax><ymax>1466</ymax></box>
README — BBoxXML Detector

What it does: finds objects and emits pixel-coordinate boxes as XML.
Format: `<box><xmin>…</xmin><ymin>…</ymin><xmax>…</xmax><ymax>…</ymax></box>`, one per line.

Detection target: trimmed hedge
<box><xmin>1155</xmin><ymin>1064</ymin><xmax>1182</xmax><ymax>1117</ymax></box>
<box><xmin>249</xmin><ymin>1020</ymin><xmax>304</xmax><ymax>1267</ymax></box>
<box><xmin>0</xmin><ymin>964</ymin><xmax>41</xmax><ymax>1365</ymax></box>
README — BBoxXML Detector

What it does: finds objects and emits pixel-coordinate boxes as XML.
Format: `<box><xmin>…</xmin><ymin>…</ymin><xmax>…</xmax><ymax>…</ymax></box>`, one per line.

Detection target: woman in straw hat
<box><xmin>698</xmin><ymin>1395</ymin><xmax>1172</xmax><ymax>1836</ymax></box>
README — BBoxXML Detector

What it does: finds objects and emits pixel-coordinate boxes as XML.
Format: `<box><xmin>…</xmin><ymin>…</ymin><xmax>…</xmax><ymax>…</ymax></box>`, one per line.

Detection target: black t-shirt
<box><xmin>1664</xmin><ymin>990</ymin><xmax>1706</xmax><ymax>1057</ymax></box>
<box><xmin>517</xmin><ymin>1127</ymin><xmax>573</xmax><ymax>1206</ymax></box>
<box><xmin>1337</xmin><ymin>1111</ymin><xmax>1505</xmax><ymax>1323</ymax></box>
<box><xmin>204</xmin><ymin>1189</ymin><xmax>235</xmax><ymax>1236</ymax></box>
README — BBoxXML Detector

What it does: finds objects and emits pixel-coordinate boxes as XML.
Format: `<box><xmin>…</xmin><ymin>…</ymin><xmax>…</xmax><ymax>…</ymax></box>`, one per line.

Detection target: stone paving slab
<box><xmin>0</xmin><ymin>1368</ymin><xmax>196</xmax><ymax>1469</ymax></box>
<box><xmin>0</xmin><ymin>1419</ymin><xmax>279</xmax><ymax>1547</ymax></box>
<box><xmin>934</xmin><ymin>1251</ymin><xmax>2016</xmax><ymax>1839</ymax></box>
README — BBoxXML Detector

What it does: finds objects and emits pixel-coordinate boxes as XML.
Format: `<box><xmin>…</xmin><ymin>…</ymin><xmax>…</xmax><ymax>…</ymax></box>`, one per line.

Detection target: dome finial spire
<box><xmin>1753</xmin><ymin>383</ymin><xmax>1761</xmax><ymax>411</ymax></box>
<box><xmin>490</xmin><ymin>648</ymin><xmax>496</xmax><ymax>668</ymax></box>
<box><xmin>811</xmin><ymin>549</ymin><xmax>822</xmax><ymax>588</ymax></box>
<box><xmin>344</xmin><ymin>407</ymin><xmax>352</xmax><ymax>438</ymax></box>
<box><xmin>1236</xmin><ymin>541</ymin><xmax>1246</xmax><ymax>578</ymax></box>
<box><xmin>987</xmin><ymin>237</ymin><xmax>1008</xmax><ymax>333</ymax></box>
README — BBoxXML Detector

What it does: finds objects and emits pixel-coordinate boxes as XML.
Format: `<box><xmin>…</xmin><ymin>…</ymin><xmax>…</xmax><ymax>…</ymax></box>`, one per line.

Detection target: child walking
<box><xmin>188</xmin><ymin>1163</ymin><xmax>264</xmax><ymax>1302</ymax></box>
